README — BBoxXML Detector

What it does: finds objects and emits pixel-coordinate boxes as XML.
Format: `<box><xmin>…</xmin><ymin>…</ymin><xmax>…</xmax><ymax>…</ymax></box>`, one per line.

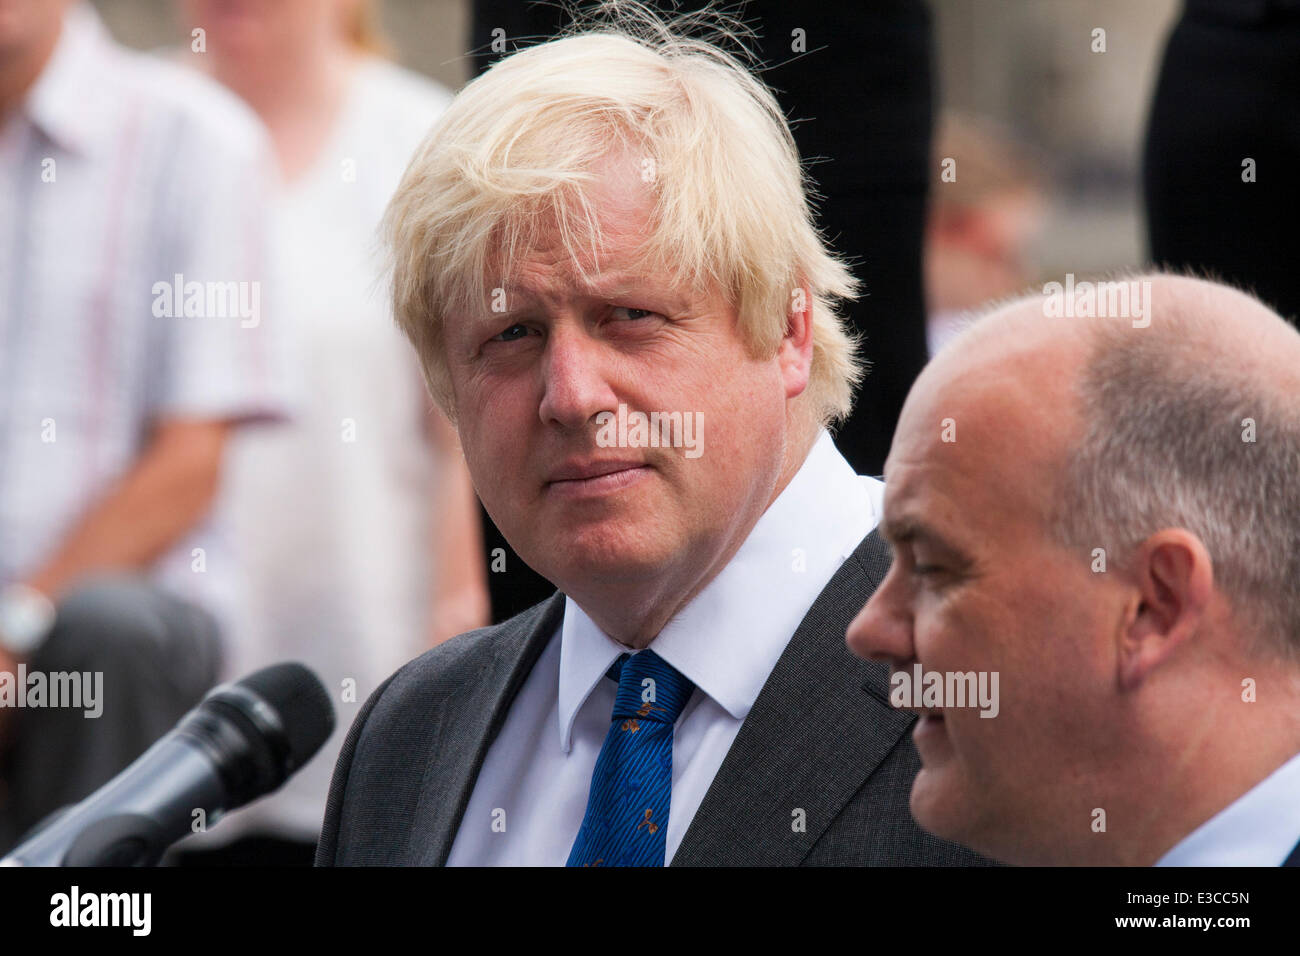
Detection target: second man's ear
<box><xmin>1116</xmin><ymin>529</ymin><xmax>1214</xmax><ymax>691</ymax></box>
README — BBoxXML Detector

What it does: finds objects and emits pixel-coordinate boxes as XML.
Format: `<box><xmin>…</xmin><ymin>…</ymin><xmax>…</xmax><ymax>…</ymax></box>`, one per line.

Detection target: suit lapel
<box><xmin>411</xmin><ymin>591</ymin><xmax>566</xmax><ymax>865</ymax></box>
<box><xmin>671</xmin><ymin>528</ymin><xmax>913</xmax><ymax>866</ymax></box>
<box><xmin>1284</xmin><ymin>837</ymin><xmax>1300</xmax><ymax>867</ymax></box>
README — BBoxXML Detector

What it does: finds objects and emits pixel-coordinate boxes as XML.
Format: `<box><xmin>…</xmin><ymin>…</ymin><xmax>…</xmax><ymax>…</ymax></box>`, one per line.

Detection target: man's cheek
<box><xmin>943</xmin><ymin>713</ymin><xmax>998</xmax><ymax>795</ymax></box>
<box><xmin>911</xmin><ymin>617</ymin><xmax>951</xmax><ymax>665</ymax></box>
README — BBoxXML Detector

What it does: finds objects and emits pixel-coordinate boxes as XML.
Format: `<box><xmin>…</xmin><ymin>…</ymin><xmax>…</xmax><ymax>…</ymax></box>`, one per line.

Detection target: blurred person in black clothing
<box><xmin>1144</xmin><ymin>0</ymin><xmax>1300</xmax><ymax>327</ymax></box>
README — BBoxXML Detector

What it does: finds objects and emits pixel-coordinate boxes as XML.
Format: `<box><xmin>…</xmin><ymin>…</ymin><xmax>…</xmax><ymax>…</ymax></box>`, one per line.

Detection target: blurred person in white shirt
<box><xmin>0</xmin><ymin>0</ymin><xmax>288</xmax><ymax>852</ymax></box>
<box><xmin>169</xmin><ymin>0</ymin><xmax>490</xmax><ymax>864</ymax></box>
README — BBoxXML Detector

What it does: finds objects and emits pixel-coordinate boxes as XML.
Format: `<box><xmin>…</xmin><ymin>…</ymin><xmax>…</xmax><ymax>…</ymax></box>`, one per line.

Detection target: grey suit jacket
<box><xmin>316</xmin><ymin>528</ymin><xmax>989</xmax><ymax>866</ymax></box>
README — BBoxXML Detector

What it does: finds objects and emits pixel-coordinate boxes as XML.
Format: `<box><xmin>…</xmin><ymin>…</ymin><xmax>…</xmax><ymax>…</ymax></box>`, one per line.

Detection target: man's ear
<box><xmin>779</xmin><ymin>282</ymin><xmax>815</xmax><ymax>401</ymax></box>
<box><xmin>1117</xmin><ymin>529</ymin><xmax>1214</xmax><ymax>690</ymax></box>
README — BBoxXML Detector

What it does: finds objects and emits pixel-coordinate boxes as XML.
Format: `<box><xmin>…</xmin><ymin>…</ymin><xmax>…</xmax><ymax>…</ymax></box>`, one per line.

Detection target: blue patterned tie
<box><xmin>566</xmin><ymin>649</ymin><xmax>695</xmax><ymax>867</ymax></box>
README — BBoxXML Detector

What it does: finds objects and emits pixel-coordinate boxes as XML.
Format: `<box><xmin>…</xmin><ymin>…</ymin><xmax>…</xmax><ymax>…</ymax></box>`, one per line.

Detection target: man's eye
<box><xmin>492</xmin><ymin>323</ymin><xmax>530</xmax><ymax>342</ymax></box>
<box><xmin>611</xmin><ymin>306</ymin><xmax>658</xmax><ymax>321</ymax></box>
<box><xmin>912</xmin><ymin>564</ymin><xmax>943</xmax><ymax>577</ymax></box>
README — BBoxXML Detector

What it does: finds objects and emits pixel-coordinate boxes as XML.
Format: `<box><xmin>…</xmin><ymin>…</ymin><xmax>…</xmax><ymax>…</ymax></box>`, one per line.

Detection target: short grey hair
<box><xmin>1050</xmin><ymin>300</ymin><xmax>1300</xmax><ymax>662</ymax></box>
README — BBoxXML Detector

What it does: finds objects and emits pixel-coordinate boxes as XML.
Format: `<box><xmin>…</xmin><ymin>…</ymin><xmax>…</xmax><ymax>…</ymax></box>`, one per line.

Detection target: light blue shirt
<box><xmin>1157</xmin><ymin>750</ymin><xmax>1300</xmax><ymax>866</ymax></box>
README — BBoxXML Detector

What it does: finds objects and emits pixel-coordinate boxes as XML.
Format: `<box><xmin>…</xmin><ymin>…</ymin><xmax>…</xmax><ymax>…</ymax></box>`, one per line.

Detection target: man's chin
<box><xmin>555</xmin><ymin>541</ymin><xmax>671</xmax><ymax>584</ymax></box>
<box><xmin>526</xmin><ymin>522</ymin><xmax>677</xmax><ymax>587</ymax></box>
<box><xmin>909</xmin><ymin>770</ymin><xmax>1012</xmax><ymax>862</ymax></box>
<box><xmin>909</xmin><ymin>768</ymin><xmax>973</xmax><ymax>844</ymax></box>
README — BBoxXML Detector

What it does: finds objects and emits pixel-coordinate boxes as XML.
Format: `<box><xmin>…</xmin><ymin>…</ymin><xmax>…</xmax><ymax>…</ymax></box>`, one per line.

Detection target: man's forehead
<box><xmin>474</xmin><ymin>263</ymin><xmax>696</xmax><ymax>315</ymax></box>
<box><xmin>513</xmin><ymin>266</ymin><xmax>661</xmax><ymax>299</ymax></box>
<box><xmin>882</xmin><ymin>366</ymin><xmax>1075</xmax><ymax>540</ymax></box>
<box><xmin>880</xmin><ymin>450</ymin><xmax>1058</xmax><ymax>562</ymax></box>
<box><xmin>879</xmin><ymin>459</ymin><xmax>962</xmax><ymax>541</ymax></box>
<box><xmin>523</xmin><ymin>149</ymin><xmax>658</xmax><ymax>250</ymax></box>
<box><xmin>900</xmin><ymin>319</ymin><xmax>1083</xmax><ymax>448</ymax></box>
<box><xmin>472</xmin><ymin>150</ymin><xmax>709</xmax><ymax>313</ymax></box>
<box><xmin>482</xmin><ymin>219</ymin><xmax>661</xmax><ymax>302</ymax></box>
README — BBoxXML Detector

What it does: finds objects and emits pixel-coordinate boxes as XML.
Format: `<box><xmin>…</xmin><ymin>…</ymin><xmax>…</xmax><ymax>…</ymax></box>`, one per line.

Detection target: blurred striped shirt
<box><xmin>0</xmin><ymin>3</ymin><xmax>293</xmax><ymax>629</ymax></box>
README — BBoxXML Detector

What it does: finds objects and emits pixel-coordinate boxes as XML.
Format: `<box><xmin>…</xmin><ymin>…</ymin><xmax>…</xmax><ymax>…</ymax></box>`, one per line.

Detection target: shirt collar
<box><xmin>556</xmin><ymin>428</ymin><xmax>883</xmax><ymax>751</ymax></box>
<box><xmin>22</xmin><ymin>3</ymin><xmax>118</xmax><ymax>157</ymax></box>
<box><xmin>1156</xmin><ymin>749</ymin><xmax>1300</xmax><ymax>866</ymax></box>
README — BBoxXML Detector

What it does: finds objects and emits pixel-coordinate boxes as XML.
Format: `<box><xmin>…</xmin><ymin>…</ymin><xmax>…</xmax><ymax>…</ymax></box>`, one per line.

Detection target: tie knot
<box><xmin>609</xmin><ymin>650</ymin><xmax>694</xmax><ymax>724</ymax></box>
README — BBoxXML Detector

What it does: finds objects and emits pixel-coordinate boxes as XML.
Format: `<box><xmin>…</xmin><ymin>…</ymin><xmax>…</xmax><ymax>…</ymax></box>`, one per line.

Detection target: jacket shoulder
<box><xmin>316</xmin><ymin>594</ymin><xmax>561</xmax><ymax>865</ymax></box>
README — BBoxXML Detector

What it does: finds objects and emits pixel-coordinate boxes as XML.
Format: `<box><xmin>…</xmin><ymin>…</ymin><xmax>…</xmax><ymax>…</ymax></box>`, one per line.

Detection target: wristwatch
<box><xmin>0</xmin><ymin>583</ymin><xmax>57</xmax><ymax>657</ymax></box>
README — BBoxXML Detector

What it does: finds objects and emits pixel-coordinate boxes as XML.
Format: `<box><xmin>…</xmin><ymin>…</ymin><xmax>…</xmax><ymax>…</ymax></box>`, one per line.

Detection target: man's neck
<box><xmin>1083</xmin><ymin>690</ymin><xmax>1300</xmax><ymax>866</ymax></box>
<box><xmin>0</xmin><ymin>21</ymin><xmax>63</xmax><ymax>124</ymax></box>
<box><xmin>573</xmin><ymin>420</ymin><xmax>822</xmax><ymax>649</ymax></box>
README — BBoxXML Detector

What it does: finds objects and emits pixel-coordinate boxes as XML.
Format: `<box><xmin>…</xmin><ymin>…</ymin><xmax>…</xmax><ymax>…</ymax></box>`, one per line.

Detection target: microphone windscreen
<box><xmin>240</xmin><ymin>662</ymin><xmax>336</xmax><ymax>770</ymax></box>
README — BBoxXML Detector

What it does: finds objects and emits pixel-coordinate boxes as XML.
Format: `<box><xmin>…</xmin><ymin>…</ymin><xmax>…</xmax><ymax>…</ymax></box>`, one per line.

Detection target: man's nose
<box><xmin>846</xmin><ymin>571</ymin><xmax>915</xmax><ymax>665</ymax></box>
<box><xmin>537</xmin><ymin>325</ymin><xmax>618</xmax><ymax>430</ymax></box>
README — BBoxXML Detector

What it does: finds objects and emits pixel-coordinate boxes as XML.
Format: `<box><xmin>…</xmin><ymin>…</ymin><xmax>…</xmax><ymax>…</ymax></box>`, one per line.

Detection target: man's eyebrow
<box><xmin>881</xmin><ymin>517</ymin><xmax>975</xmax><ymax>573</ymax></box>
<box><xmin>580</xmin><ymin>277</ymin><xmax>640</xmax><ymax>298</ymax></box>
<box><xmin>580</xmin><ymin>279</ymin><xmax>690</xmax><ymax>309</ymax></box>
<box><xmin>476</xmin><ymin>277</ymin><xmax>676</xmax><ymax>309</ymax></box>
<box><xmin>880</xmin><ymin>515</ymin><xmax>954</xmax><ymax>549</ymax></box>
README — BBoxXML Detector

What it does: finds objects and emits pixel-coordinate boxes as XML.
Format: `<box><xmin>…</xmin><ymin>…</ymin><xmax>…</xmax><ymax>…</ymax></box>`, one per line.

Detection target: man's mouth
<box><xmin>914</xmin><ymin>710</ymin><xmax>946</xmax><ymax>742</ymax></box>
<box><xmin>544</xmin><ymin>460</ymin><xmax>651</xmax><ymax>497</ymax></box>
<box><xmin>546</xmin><ymin>458</ymin><xmax>648</xmax><ymax>482</ymax></box>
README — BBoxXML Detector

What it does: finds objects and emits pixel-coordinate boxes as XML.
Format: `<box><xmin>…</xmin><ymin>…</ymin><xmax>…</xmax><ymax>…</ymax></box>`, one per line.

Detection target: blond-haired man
<box><xmin>319</xmin><ymin>9</ymin><xmax>985</xmax><ymax>867</ymax></box>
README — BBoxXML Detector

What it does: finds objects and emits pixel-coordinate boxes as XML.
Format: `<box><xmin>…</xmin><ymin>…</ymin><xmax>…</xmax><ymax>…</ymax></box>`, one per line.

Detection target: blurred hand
<box><xmin>0</xmin><ymin>645</ymin><xmax>17</xmax><ymax>748</ymax></box>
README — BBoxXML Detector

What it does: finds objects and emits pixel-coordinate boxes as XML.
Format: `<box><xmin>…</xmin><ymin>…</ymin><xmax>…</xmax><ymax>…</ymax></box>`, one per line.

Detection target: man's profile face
<box><xmin>846</xmin><ymin>343</ymin><xmax>1123</xmax><ymax>863</ymax></box>
<box><xmin>443</xmin><ymin>151</ymin><xmax>794</xmax><ymax>610</ymax></box>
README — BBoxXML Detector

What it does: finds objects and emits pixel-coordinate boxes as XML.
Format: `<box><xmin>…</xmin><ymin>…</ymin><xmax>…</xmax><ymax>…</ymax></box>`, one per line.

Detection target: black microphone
<box><xmin>0</xmin><ymin>662</ymin><xmax>335</xmax><ymax>867</ymax></box>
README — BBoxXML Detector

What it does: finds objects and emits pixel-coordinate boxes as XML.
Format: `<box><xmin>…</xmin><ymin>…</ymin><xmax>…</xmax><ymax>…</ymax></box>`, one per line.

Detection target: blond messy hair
<box><xmin>385</xmin><ymin>1</ymin><xmax>864</xmax><ymax>427</ymax></box>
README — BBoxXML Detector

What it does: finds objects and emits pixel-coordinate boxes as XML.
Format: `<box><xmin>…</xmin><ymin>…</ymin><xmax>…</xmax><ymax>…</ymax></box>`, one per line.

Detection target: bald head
<box><xmin>920</xmin><ymin>272</ymin><xmax>1299</xmax><ymax>415</ymax></box>
<box><xmin>931</xmin><ymin>272</ymin><xmax>1300</xmax><ymax>404</ymax></box>
<box><xmin>847</xmin><ymin>272</ymin><xmax>1300</xmax><ymax>864</ymax></box>
<box><xmin>901</xmin><ymin>272</ymin><xmax>1300</xmax><ymax>654</ymax></box>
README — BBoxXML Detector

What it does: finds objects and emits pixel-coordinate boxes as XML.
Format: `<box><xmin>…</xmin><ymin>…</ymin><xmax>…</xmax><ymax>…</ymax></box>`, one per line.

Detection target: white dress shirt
<box><xmin>0</xmin><ymin>3</ymin><xmax>289</xmax><ymax>632</ymax></box>
<box><xmin>1156</xmin><ymin>750</ymin><xmax>1300</xmax><ymax>866</ymax></box>
<box><xmin>447</xmin><ymin>429</ymin><xmax>885</xmax><ymax>865</ymax></box>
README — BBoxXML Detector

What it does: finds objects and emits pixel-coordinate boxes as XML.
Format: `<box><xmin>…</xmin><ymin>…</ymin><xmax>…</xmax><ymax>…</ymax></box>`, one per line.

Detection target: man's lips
<box><xmin>545</xmin><ymin>459</ymin><xmax>648</xmax><ymax>483</ymax></box>
<box><xmin>914</xmin><ymin>711</ymin><xmax>947</xmax><ymax>748</ymax></box>
<box><xmin>544</xmin><ymin>460</ymin><xmax>652</xmax><ymax>498</ymax></box>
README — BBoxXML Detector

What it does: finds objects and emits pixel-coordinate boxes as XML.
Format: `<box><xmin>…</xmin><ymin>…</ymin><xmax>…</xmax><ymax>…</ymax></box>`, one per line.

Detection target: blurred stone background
<box><xmin>91</xmin><ymin>0</ymin><xmax>1182</xmax><ymax>280</ymax></box>
<box><xmin>92</xmin><ymin>0</ymin><xmax>469</xmax><ymax>89</ymax></box>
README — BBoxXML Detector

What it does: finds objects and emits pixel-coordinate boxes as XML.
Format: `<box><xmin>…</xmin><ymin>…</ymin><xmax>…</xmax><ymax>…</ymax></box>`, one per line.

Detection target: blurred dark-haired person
<box><xmin>168</xmin><ymin>0</ymin><xmax>488</xmax><ymax>864</ymax></box>
<box><xmin>317</xmin><ymin>6</ymin><xmax>986</xmax><ymax>867</ymax></box>
<box><xmin>848</xmin><ymin>272</ymin><xmax>1300</xmax><ymax>866</ymax></box>
<box><xmin>0</xmin><ymin>1</ymin><xmax>287</xmax><ymax>851</ymax></box>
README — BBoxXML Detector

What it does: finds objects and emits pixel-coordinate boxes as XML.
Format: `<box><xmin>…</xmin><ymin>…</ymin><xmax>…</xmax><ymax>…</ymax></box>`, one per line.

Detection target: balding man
<box><xmin>847</xmin><ymin>272</ymin><xmax>1300</xmax><ymax>866</ymax></box>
